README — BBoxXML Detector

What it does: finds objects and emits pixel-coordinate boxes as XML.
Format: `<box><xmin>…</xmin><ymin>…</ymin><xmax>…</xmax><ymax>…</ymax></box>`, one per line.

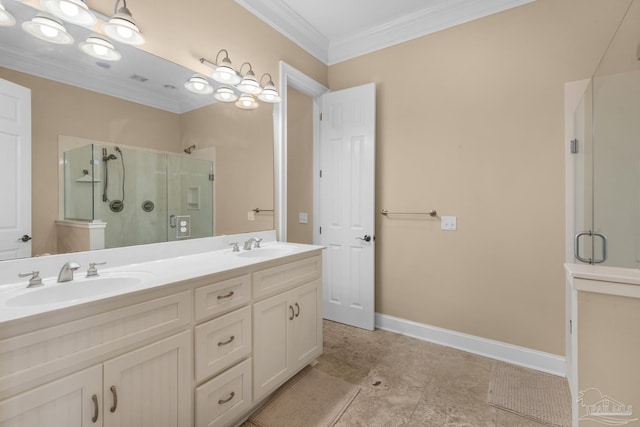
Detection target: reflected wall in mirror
<box><xmin>0</xmin><ymin>4</ymin><xmax>275</xmax><ymax>258</ymax></box>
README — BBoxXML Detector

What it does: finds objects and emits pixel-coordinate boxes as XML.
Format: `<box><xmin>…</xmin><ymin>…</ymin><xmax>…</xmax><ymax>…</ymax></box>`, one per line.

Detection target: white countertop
<box><xmin>0</xmin><ymin>232</ymin><xmax>324</xmax><ymax>323</ymax></box>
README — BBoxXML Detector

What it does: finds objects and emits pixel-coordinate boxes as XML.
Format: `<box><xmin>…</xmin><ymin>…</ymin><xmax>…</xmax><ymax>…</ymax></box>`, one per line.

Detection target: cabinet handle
<box><xmin>294</xmin><ymin>302</ymin><xmax>300</xmax><ymax>318</ymax></box>
<box><xmin>218</xmin><ymin>335</ymin><xmax>235</xmax><ymax>346</ymax></box>
<box><xmin>289</xmin><ymin>305</ymin><xmax>294</xmax><ymax>320</ymax></box>
<box><xmin>218</xmin><ymin>391</ymin><xmax>235</xmax><ymax>404</ymax></box>
<box><xmin>91</xmin><ymin>394</ymin><xmax>99</xmax><ymax>423</ymax></box>
<box><xmin>110</xmin><ymin>386</ymin><xmax>118</xmax><ymax>413</ymax></box>
<box><xmin>217</xmin><ymin>291</ymin><xmax>234</xmax><ymax>300</ymax></box>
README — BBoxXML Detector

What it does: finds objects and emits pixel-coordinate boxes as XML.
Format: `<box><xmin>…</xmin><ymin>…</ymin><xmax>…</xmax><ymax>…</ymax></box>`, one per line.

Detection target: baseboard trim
<box><xmin>375</xmin><ymin>313</ymin><xmax>566</xmax><ymax>377</ymax></box>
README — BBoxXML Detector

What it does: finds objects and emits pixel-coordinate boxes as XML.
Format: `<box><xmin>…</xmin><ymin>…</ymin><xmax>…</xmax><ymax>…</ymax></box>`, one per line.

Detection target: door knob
<box><xmin>356</xmin><ymin>235</ymin><xmax>372</xmax><ymax>242</ymax></box>
<box><xmin>19</xmin><ymin>234</ymin><xmax>32</xmax><ymax>242</ymax></box>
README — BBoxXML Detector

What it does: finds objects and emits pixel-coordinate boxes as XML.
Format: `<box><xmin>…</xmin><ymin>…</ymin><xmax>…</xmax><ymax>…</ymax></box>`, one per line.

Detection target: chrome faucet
<box><xmin>243</xmin><ymin>237</ymin><xmax>262</xmax><ymax>250</ymax></box>
<box><xmin>58</xmin><ymin>262</ymin><xmax>80</xmax><ymax>283</ymax></box>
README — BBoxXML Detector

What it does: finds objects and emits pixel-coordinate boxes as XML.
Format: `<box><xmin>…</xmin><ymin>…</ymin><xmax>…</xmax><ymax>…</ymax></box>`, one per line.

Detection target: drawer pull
<box><xmin>110</xmin><ymin>386</ymin><xmax>118</xmax><ymax>413</ymax></box>
<box><xmin>91</xmin><ymin>394</ymin><xmax>99</xmax><ymax>423</ymax></box>
<box><xmin>218</xmin><ymin>391</ymin><xmax>235</xmax><ymax>405</ymax></box>
<box><xmin>294</xmin><ymin>302</ymin><xmax>300</xmax><ymax>318</ymax></box>
<box><xmin>289</xmin><ymin>305</ymin><xmax>295</xmax><ymax>320</ymax></box>
<box><xmin>218</xmin><ymin>335</ymin><xmax>235</xmax><ymax>346</ymax></box>
<box><xmin>217</xmin><ymin>291</ymin><xmax>235</xmax><ymax>300</ymax></box>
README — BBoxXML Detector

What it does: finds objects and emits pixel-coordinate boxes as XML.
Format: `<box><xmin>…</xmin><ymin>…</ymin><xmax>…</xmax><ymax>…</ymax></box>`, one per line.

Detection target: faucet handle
<box><xmin>87</xmin><ymin>261</ymin><xmax>107</xmax><ymax>277</ymax></box>
<box><xmin>18</xmin><ymin>271</ymin><xmax>43</xmax><ymax>288</ymax></box>
<box><xmin>229</xmin><ymin>242</ymin><xmax>240</xmax><ymax>252</ymax></box>
<box><xmin>255</xmin><ymin>238</ymin><xmax>262</xmax><ymax>248</ymax></box>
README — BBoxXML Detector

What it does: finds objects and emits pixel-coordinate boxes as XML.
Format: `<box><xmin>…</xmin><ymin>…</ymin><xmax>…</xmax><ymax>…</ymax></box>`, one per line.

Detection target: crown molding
<box><xmin>236</xmin><ymin>0</ymin><xmax>535</xmax><ymax>66</ymax></box>
<box><xmin>234</xmin><ymin>0</ymin><xmax>329</xmax><ymax>64</ymax></box>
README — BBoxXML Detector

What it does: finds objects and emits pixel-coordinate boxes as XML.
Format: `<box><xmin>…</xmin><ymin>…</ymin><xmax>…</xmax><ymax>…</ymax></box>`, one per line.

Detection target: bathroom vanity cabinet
<box><xmin>0</xmin><ymin>249</ymin><xmax>323</xmax><ymax>427</ymax></box>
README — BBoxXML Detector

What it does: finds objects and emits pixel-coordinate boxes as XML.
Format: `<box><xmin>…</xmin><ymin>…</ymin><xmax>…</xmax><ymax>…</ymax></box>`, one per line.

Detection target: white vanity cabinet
<box><xmin>252</xmin><ymin>257</ymin><xmax>322</xmax><ymax>401</ymax></box>
<box><xmin>0</xmin><ymin>331</ymin><xmax>192</xmax><ymax>427</ymax></box>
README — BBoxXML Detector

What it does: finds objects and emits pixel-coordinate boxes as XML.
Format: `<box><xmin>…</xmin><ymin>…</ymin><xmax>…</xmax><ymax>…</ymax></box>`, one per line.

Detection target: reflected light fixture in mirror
<box><xmin>22</xmin><ymin>13</ymin><xmax>74</xmax><ymax>44</ymax></box>
<box><xmin>79</xmin><ymin>35</ymin><xmax>121</xmax><ymax>61</ymax></box>
<box><xmin>40</xmin><ymin>0</ymin><xmax>97</xmax><ymax>27</ymax></box>
<box><xmin>258</xmin><ymin>73</ymin><xmax>281</xmax><ymax>103</ymax></box>
<box><xmin>104</xmin><ymin>0</ymin><xmax>144</xmax><ymax>45</ymax></box>
<box><xmin>235</xmin><ymin>93</ymin><xmax>259</xmax><ymax>110</ymax></box>
<box><xmin>0</xmin><ymin>2</ymin><xmax>16</xmax><ymax>26</ymax></box>
<box><xmin>184</xmin><ymin>75</ymin><xmax>213</xmax><ymax>94</ymax></box>
<box><xmin>213</xmin><ymin>86</ymin><xmax>238</xmax><ymax>102</ymax></box>
<box><xmin>237</xmin><ymin>62</ymin><xmax>262</xmax><ymax>95</ymax></box>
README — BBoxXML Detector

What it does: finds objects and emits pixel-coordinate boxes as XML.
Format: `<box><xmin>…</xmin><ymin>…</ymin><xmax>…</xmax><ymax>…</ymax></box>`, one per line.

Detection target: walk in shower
<box><xmin>63</xmin><ymin>143</ymin><xmax>214</xmax><ymax>249</ymax></box>
<box><xmin>572</xmin><ymin>0</ymin><xmax>640</xmax><ymax>268</ymax></box>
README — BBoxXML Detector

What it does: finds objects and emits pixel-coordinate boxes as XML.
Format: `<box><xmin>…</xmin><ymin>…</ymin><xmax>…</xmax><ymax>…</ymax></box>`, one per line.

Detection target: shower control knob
<box><xmin>19</xmin><ymin>235</ymin><xmax>32</xmax><ymax>242</ymax></box>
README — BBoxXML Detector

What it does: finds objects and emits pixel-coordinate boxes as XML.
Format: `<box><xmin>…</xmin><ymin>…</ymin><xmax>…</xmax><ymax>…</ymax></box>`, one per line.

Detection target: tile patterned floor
<box><xmin>315</xmin><ymin>320</ymin><xmax>549</xmax><ymax>427</ymax></box>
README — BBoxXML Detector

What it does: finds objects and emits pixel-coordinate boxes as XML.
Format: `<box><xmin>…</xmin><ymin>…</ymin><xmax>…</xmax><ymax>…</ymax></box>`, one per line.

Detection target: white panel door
<box><xmin>0</xmin><ymin>78</ymin><xmax>31</xmax><ymax>260</ymax></box>
<box><xmin>319</xmin><ymin>83</ymin><xmax>376</xmax><ymax>331</ymax></box>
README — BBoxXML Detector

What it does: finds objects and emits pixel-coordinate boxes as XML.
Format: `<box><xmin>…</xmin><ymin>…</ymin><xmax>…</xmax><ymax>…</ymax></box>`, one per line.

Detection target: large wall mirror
<box><xmin>0</xmin><ymin>0</ymin><xmax>275</xmax><ymax>259</ymax></box>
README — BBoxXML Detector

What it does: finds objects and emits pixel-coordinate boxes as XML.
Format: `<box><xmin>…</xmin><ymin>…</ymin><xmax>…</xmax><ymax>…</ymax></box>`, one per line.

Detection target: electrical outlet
<box><xmin>441</xmin><ymin>216</ymin><xmax>457</xmax><ymax>231</ymax></box>
<box><xmin>299</xmin><ymin>212</ymin><xmax>308</xmax><ymax>224</ymax></box>
<box><xmin>248</xmin><ymin>211</ymin><xmax>255</xmax><ymax>221</ymax></box>
<box><xmin>176</xmin><ymin>215</ymin><xmax>191</xmax><ymax>238</ymax></box>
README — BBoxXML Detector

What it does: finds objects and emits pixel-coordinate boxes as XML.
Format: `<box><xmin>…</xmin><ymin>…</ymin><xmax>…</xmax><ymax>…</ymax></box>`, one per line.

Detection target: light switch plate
<box><xmin>441</xmin><ymin>216</ymin><xmax>457</xmax><ymax>231</ymax></box>
<box><xmin>248</xmin><ymin>211</ymin><xmax>255</xmax><ymax>221</ymax></box>
<box><xmin>299</xmin><ymin>212</ymin><xmax>308</xmax><ymax>224</ymax></box>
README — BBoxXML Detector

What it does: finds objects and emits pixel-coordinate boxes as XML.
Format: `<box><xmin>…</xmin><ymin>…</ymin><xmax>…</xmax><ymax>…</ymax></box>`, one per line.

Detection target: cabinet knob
<box><xmin>91</xmin><ymin>394</ymin><xmax>99</xmax><ymax>423</ymax></box>
<box><xmin>218</xmin><ymin>391</ymin><xmax>235</xmax><ymax>405</ymax></box>
<box><xmin>110</xmin><ymin>386</ymin><xmax>118</xmax><ymax>413</ymax></box>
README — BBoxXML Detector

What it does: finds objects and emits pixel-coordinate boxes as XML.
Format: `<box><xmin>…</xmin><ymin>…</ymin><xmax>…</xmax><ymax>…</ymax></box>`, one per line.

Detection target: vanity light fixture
<box><xmin>104</xmin><ymin>0</ymin><xmax>144</xmax><ymax>45</ymax></box>
<box><xmin>79</xmin><ymin>35</ymin><xmax>121</xmax><ymax>61</ymax></box>
<box><xmin>22</xmin><ymin>13</ymin><xmax>74</xmax><ymax>44</ymax></box>
<box><xmin>213</xmin><ymin>86</ymin><xmax>239</xmax><ymax>103</ymax></box>
<box><xmin>0</xmin><ymin>2</ymin><xmax>16</xmax><ymax>27</ymax></box>
<box><xmin>184</xmin><ymin>75</ymin><xmax>213</xmax><ymax>95</ymax></box>
<box><xmin>235</xmin><ymin>93</ymin><xmax>259</xmax><ymax>110</ymax></box>
<box><xmin>203</xmin><ymin>50</ymin><xmax>242</xmax><ymax>85</ymax></box>
<box><xmin>258</xmin><ymin>73</ymin><xmax>281</xmax><ymax>103</ymax></box>
<box><xmin>236</xmin><ymin>62</ymin><xmax>262</xmax><ymax>95</ymax></box>
<box><xmin>40</xmin><ymin>0</ymin><xmax>97</xmax><ymax>27</ymax></box>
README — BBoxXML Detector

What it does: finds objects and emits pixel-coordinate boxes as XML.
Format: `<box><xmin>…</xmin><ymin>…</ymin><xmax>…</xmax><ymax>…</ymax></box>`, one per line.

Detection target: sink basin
<box><xmin>5</xmin><ymin>272</ymin><xmax>153</xmax><ymax>306</ymax></box>
<box><xmin>237</xmin><ymin>245</ymin><xmax>297</xmax><ymax>259</ymax></box>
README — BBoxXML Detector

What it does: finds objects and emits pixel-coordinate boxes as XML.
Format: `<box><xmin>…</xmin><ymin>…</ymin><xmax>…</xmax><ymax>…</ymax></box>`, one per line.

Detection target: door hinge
<box><xmin>569</xmin><ymin>320</ymin><xmax>572</xmax><ymax>334</ymax></box>
<box><xmin>319</xmin><ymin>169</ymin><xmax>322</xmax><ymax>178</ymax></box>
<box><xmin>209</xmin><ymin>173</ymin><xmax>214</xmax><ymax>181</ymax></box>
<box><xmin>570</xmin><ymin>139</ymin><xmax>578</xmax><ymax>154</ymax></box>
<box><xmin>319</xmin><ymin>226</ymin><xmax>322</xmax><ymax>235</ymax></box>
<box><xmin>320</xmin><ymin>112</ymin><xmax>323</xmax><ymax>121</ymax></box>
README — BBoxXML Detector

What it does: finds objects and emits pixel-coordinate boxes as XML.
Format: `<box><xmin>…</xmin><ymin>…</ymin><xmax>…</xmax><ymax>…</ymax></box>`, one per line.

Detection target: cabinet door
<box><xmin>103</xmin><ymin>331</ymin><xmax>192</xmax><ymax>427</ymax></box>
<box><xmin>0</xmin><ymin>365</ymin><xmax>101</xmax><ymax>427</ymax></box>
<box><xmin>252</xmin><ymin>291</ymin><xmax>291</xmax><ymax>401</ymax></box>
<box><xmin>291</xmin><ymin>279</ymin><xmax>323</xmax><ymax>371</ymax></box>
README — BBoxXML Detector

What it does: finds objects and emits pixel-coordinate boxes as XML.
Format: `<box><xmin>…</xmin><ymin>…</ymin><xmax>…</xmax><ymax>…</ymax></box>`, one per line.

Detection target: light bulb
<box><xmin>40</xmin><ymin>25</ymin><xmax>59</xmax><ymax>38</ymax></box>
<box><xmin>92</xmin><ymin>44</ymin><xmax>108</xmax><ymax>56</ymax></box>
<box><xmin>116</xmin><ymin>25</ymin><xmax>133</xmax><ymax>39</ymax></box>
<box><xmin>59</xmin><ymin>0</ymin><xmax>79</xmax><ymax>17</ymax></box>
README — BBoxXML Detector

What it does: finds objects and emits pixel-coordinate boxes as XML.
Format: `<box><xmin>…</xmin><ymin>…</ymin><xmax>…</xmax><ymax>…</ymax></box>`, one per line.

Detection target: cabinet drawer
<box><xmin>194</xmin><ymin>306</ymin><xmax>252</xmax><ymax>383</ymax></box>
<box><xmin>194</xmin><ymin>274</ymin><xmax>251</xmax><ymax>321</ymax></box>
<box><xmin>0</xmin><ymin>291</ymin><xmax>191</xmax><ymax>395</ymax></box>
<box><xmin>253</xmin><ymin>255</ymin><xmax>321</xmax><ymax>300</ymax></box>
<box><xmin>195</xmin><ymin>358</ymin><xmax>252</xmax><ymax>427</ymax></box>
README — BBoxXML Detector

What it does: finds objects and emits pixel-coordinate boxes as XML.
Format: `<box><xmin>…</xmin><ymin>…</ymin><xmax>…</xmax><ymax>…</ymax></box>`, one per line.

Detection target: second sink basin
<box><xmin>6</xmin><ymin>272</ymin><xmax>153</xmax><ymax>307</ymax></box>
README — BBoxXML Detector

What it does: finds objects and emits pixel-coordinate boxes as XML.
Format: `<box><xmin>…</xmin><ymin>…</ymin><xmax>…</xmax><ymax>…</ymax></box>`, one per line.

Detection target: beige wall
<box><xmin>286</xmin><ymin>87</ymin><xmax>314</xmax><ymax>244</ymax></box>
<box><xmin>327</xmin><ymin>0</ymin><xmax>631</xmax><ymax>355</ymax></box>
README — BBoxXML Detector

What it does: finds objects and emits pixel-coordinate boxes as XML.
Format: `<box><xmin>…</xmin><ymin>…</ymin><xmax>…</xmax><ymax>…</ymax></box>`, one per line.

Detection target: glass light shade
<box><xmin>258</xmin><ymin>83</ymin><xmax>281</xmax><ymax>103</ymax></box>
<box><xmin>212</xmin><ymin>58</ymin><xmax>241</xmax><ymax>85</ymax></box>
<box><xmin>79</xmin><ymin>36</ymin><xmax>121</xmax><ymax>61</ymax></box>
<box><xmin>237</xmin><ymin>70</ymin><xmax>263</xmax><ymax>95</ymax></box>
<box><xmin>213</xmin><ymin>86</ymin><xmax>238</xmax><ymax>103</ymax></box>
<box><xmin>0</xmin><ymin>3</ymin><xmax>16</xmax><ymax>27</ymax></box>
<box><xmin>40</xmin><ymin>0</ymin><xmax>97</xmax><ymax>26</ymax></box>
<box><xmin>22</xmin><ymin>14</ymin><xmax>73</xmax><ymax>44</ymax></box>
<box><xmin>184</xmin><ymin>75</ymin><xmax>213</xmax><ymax>94</ymax></box>
<box><xmin>235</xmin><ymin>94</ymin><xmax>259</xmax><ymax>110</ymax></box>
<box><xmin>104</xmin><ymin>7</ymin><xmax>144</xmax><ymax>45</ymax></box>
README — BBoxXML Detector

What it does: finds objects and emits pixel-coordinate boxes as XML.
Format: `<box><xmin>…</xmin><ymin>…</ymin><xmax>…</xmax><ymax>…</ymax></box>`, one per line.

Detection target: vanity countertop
<box><xmin>0</xmin><ymin>232</ymin><xmax>323</xmax><ymax>323</ymax></box>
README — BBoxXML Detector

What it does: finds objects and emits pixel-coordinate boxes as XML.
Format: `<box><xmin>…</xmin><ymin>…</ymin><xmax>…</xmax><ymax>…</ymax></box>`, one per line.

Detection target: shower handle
<box><xmin>574</xmin><ymin>231</ymin><xmax>608</xmax><ymax>264</ymax></box>
<box><xmin>169</xmin><ymin>215</ymin><xmax>177</xmax><ymax>228</ymax></box>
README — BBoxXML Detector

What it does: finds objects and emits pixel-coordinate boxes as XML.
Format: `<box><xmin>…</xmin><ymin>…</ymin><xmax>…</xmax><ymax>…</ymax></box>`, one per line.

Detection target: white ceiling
<box><xmin>235</xmin><ymin>0</ymin><xmax>535</xmax><ymax>65</ymax></box>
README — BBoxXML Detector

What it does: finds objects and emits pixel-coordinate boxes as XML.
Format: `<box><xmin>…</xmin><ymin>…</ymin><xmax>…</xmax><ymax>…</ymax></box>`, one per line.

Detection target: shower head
<box><xmin>104</xmin><ymin>153</ymin><xmax>117</xmax><ymax>161</ymax></box>
<box><xmin>115</xmin><ymin>146</ymin><xmax>122</xmax><ymax>154</ymax></box>
<box><xmin>184</xmin><ymin>145</ymin><xmax>196</xmax><ymax>154</ymax></box>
